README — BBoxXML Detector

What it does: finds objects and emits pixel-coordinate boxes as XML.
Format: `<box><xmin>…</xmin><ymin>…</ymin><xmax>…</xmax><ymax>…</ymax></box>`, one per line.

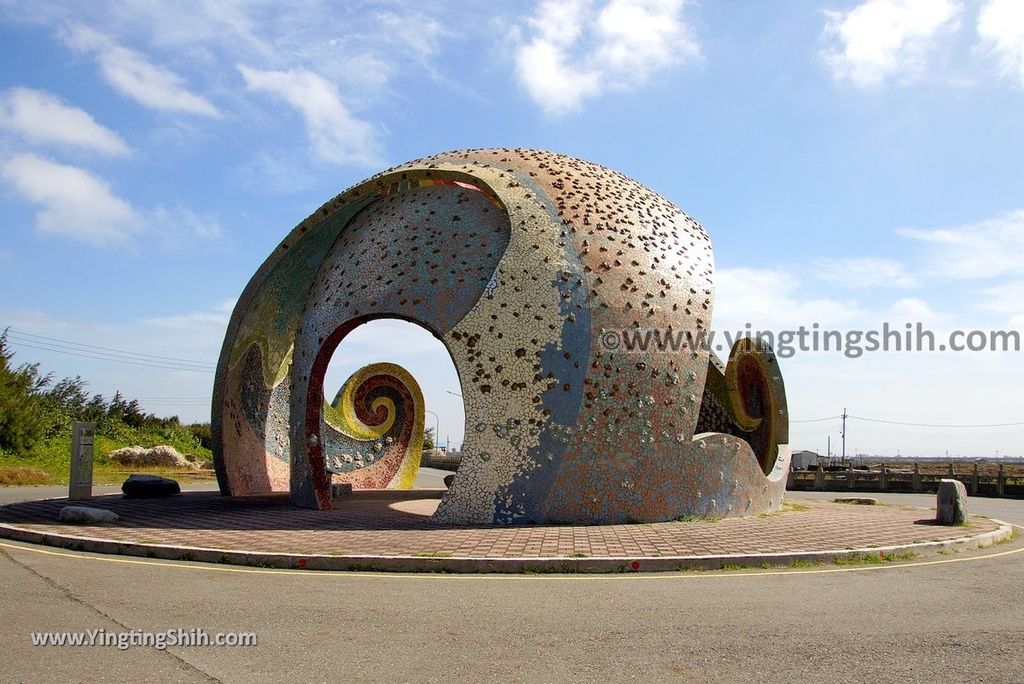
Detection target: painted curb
<box><xmin>0</xmin><ymin>516</ymin><xmax>1012</xmax><ymax>574</ymax></box>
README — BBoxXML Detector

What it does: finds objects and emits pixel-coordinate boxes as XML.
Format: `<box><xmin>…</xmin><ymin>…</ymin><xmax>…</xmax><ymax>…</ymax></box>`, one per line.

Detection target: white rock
<box><xmin>107</xmin><ymin>445</ymin><xmax>200</xmax><ymax>469</ymax></box>
<box><xmin>59</xmin><ymin>506</ymin><xmax>119</xmax><ymax>524</ymax></box>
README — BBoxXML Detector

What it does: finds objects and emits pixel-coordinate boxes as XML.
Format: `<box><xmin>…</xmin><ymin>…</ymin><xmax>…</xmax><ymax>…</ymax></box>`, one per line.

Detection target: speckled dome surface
<box><xmin>212</xmin><ymin>148</ymin><xmax>791</xmax><ymax>524</ymax></box>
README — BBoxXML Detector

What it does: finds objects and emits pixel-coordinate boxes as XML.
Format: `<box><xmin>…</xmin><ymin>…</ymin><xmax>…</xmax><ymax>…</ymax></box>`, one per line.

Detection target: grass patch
<box><xmin>832</xmin><ymin>551</ymin><xmax>919</xmax><ymax>565</ymax></box>
<box><xmin>411</xmin><ymin>551</ymin><xmax>453</xmax><ymax>558</ymax></box>
<box><xmin>0</xmin><ymin>423</ymin><xmax>214</xmax><ymax>486</ymax></box>
<box><xmin>788</xmin><ymin>558</ymin><xmax>824</xmax><ymax>568</ymax></box>
<box><xmin>993</xmin><ymin>529</ymin><xmax>1018</xmax><ymax>545</ymax></box>
<box><xmin>673</xmin><ymin>514</ymin><xmax>721</xmax><ymax>523</ymax></box>
<box><xmin>0</xmin><ymin>465</ymin><xmax>57</xmax><ymax>486</ymax></box>
<box><xmin>760</xmin><ymin>500</ymin><xmax>810</xmax><ymax>518</ymax></box>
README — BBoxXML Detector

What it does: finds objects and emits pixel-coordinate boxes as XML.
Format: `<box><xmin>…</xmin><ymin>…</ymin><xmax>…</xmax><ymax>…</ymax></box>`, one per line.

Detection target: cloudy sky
<box><xmin>0</xmin><ymin>0</ymin><xmax>1021</xmax><ymax>457</ymax></box>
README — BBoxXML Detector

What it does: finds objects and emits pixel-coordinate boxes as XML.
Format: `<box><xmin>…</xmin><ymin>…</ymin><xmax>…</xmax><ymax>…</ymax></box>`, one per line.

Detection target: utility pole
<box><xmin>841</xmin><ymin>407</ymin><xmax>847</xmax><ymax>462</ymax></box>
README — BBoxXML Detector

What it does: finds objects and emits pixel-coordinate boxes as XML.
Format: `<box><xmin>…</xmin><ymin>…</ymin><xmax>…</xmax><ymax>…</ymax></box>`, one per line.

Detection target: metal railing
<box><xmin>787</xmin><ymin>464</ymin><xmax>1024</xmax><ymax>498</ymax></box>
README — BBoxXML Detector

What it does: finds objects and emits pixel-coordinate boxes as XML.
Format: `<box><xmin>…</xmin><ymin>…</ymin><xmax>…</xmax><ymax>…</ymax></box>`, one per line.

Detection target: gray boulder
<box><xmin>936</xmin><ymin>479</ymin><xmax>968</xmax><ymax>525</ymax></box>
<box><xmin>121</xmin><ymin>474</ymin><xmax>181</xmax><ymax>498</ymax></box>
<box><xmin>59</xmin><ymin>506</ymin><xmax>119</xmax><ymax>524</ymax></box>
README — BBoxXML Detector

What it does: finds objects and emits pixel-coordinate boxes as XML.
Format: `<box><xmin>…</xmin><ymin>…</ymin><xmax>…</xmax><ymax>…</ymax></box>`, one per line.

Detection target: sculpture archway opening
<box><xmin>307</xmin><ymin>315</ymin><xmax>466</xmax><ymax>498</ymax></box>
<box><xmin>322</xmin><ymin>317</ymin><xmax>464</xmax><ymax>452</ymax></box>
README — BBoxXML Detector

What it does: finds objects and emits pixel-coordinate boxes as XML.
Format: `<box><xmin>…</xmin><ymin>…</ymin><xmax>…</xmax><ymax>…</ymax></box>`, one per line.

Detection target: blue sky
<box><xmin>0</xmin><ymin>0</ymin><xmax>1021</xmax><ymax>457</ymax></box>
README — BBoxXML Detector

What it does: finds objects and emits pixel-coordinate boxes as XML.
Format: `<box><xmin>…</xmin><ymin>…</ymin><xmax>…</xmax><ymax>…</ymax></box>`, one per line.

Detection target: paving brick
<box><xmin>0</xmin><ymin>492</ymin><xmax>1002</xmax><ymax>560</ymax></box>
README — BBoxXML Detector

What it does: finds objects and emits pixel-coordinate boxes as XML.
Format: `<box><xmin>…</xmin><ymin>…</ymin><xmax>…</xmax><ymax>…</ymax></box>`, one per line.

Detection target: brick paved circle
<box><xmin>0</xmin><ymin>492</ymin><xmax>1010</xmax><ymax>573</ymax></box>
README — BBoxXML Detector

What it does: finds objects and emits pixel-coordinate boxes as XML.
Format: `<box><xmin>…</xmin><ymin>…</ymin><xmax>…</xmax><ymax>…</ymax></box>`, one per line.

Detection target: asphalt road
<box><xmin>1</xmin><ymin>477</ymin><xmax>1022</xmax><ymax>683</ymax></box>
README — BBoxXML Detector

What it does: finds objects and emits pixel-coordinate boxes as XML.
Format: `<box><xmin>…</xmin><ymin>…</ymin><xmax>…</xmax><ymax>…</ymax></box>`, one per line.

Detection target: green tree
<box><xmin>0</xmin><ymin>331</ymin><xmax>48</xmax><ymax>454</ymax></box>
<box><xmin>423</xmin><ymin>426</ymin><xmax>435</xmax><ymax>451</ymax></box>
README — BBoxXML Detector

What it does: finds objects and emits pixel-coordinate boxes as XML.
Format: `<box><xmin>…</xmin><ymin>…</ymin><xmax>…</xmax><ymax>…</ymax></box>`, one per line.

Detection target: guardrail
<box><xmin>788</xmin><ymin>464</ymin><xmax>1024</xmax><ymax>498</ymax></box>
<box><xmin>420</xmin><ymin>452</ymin><xmax>461</xmax><ymax>472</ymax></box>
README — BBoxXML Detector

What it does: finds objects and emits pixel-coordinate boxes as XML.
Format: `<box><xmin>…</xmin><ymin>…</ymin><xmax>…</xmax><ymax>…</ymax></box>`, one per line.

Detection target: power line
<box><xmin>788</xmin><ymin>414</ymin><xmax>1022</xmax><ymax>428</ymax></box>
<box><xmin>7</xmin><ymin>340</ymin><xmax>215</xmax><ymax>374</ymax></box>
<box><xmin>848</xmin><ymin>415</ymin><xmax>1024</xmax><ymax>429</ymax></box>
<box><xmin>7</xmin><ymin>335</ymin><xmax>214</xmax><ymax>371</ymax></box>
<box><xmin>5</xmin><ymin>328</ymin><xmax>216</xmax><ymax>367</ymax></box>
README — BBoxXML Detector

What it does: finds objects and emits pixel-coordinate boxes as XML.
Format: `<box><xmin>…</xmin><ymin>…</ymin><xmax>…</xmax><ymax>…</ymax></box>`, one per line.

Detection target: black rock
<box><xmin>122</xmin><ymin>474</ymin><xmax>181</xmax><ymax>498</ymax></box>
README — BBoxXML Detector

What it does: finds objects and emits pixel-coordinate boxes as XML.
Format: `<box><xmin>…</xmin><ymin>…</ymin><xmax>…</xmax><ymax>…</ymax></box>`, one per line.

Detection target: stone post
<box><xmin>848</xmin><ymin>462</ymin><xmax>856</xmax><ymax>490</ymax></box>
<box><xmin>879</xmin><ymin>465</ymin><xmax>888</xmax><ymax>491</ymax></box>
<box><xmin>912</xmin><ymin>462</ymin><xmax>922</xmax><ymax>492</ymax></box>
<box><xmin>970</xmin><ymin>462</ymin><xmax>979</xmax><ymax>496</ymax></box>
<box><xmin>814</xmin><ymin>466</ymin><xmax>825</xmax><ymax>490</ymax></box>
<box><xmin>997</xmin><ymin>463</ymin><xmax>1005</xmax><ymax>497</ymax></box>
<box><xmin>69</xmin><ymin>422</ymin><xmax>95</xmax><ymax>501</ymax></box>
<box><xmin>936</xmin><ymin>479</ymin><xmax>968</xmax><ymax>525</ymax></box>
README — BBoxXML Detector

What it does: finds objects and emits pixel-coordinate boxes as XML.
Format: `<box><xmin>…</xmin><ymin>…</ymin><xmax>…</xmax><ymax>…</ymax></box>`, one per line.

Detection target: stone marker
<box><xmin>936</xmin><ymin>479</ymin><xmax>968</xmax><ymax>525</ymax></box>
<box><xmin>59</xmin><ymin>505</ymin><xmax>118</xmax><ymax>524</ymax></box>
<box><xmin>121</xmin><ymin>474</ymin><xmax>181</xmax><ymax>499</ymax></box>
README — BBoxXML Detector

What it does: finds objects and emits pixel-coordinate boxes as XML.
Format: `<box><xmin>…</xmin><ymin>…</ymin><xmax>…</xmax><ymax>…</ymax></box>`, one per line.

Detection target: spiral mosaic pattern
<box><xmin>322</xmin><ymin>362</ymin><xmax>424</xmax><ymax>490</ymax></box>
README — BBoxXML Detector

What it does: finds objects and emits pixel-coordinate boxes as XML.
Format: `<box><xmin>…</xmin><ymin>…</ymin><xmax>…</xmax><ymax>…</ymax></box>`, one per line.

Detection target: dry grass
<box><xmin>0</xmin><ymin>466</ymin><xmax>57</xmax><ymax>486</ymax></box>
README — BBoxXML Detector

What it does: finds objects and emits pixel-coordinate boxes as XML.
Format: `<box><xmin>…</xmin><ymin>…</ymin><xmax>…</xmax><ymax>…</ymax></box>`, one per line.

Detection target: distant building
<box><xmin>791</xmin><ymin>450</ymin><xmax>820</xmax><ymax>470</ymax></box>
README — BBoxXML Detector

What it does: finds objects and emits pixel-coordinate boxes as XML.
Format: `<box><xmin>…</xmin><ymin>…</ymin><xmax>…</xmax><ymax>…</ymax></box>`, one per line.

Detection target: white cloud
<box><xmin>977</xmin><ymin>0</ymin><xmax>1024</xmax><ymax>88</ymax></box>
<box><xmin>7</xmin><ymin>3</ymin><xmax>460</xmax><ymax>110</ymax></box>
<box><xmin>885</xmin><ymin>297</ymin><xmax>946</xmax><ymax>323</ymax></box>
<box><xmin>237</xmin><ymin>150</ymin><xmax>317</xmax><ymax>195</ymax></box>
<box><xmin>898</xmin><ymin>209</ymin><xmax>1024</xmax><ymax>280</ymax></box>
<box><xmin>0</xmin><ymin>87</ymin><xmax>131</xmax><ymax>156</ymax></box>
<box><xmin>60</xmin><ymin>24</ymin><xmax>220</xmax><ymax>117</ymax></box>
<box><xmin>239</xmin><ymin>66</ymin><xmax>383</xmax><ymax>167</ymax></box>
<box><xmin>714</xmin><ymin>267</ymin><xmax>863</xmax><ymax>332</ymax></box>
<box><xmin>980</xmin><ymin>280</ymin><xmax>1024</xmax><ymax>315</ymax></box>
<box><xmin>374</xmin><ymin>11</ymin><xmax>447</xmax><ymax>63</ymax></box>
<box><xmin>0</xmin><ymin>153</ymin><xmax>140</xmax><ymax>244</ymax></box>
<box><xmin>150</xmin><ymin>203</ymin><xmax>223</xmax><ymax>249</ymax></box>
<box><xmin>514</xmin><ymin>0</ymin><xmax>700</xmax><ymax>115</ymax></box>
<box><xmin>143</xmin><ymin>307</ymin><xmax>231</xmax><ymax>331</ymax></box>
<box><xmin>821</xmin><ymin>0</ymin><xmax>962</xmax><ymax>87</ymax></box>
<box><xmin>0</xmin><ymin>153</ymin><xmax>223</xmax><ymax>248</ymax></box>
<box><xmin>814</xmin><ymin>257</ymin><xmax>918</xmax><ymax>288</ymax></box>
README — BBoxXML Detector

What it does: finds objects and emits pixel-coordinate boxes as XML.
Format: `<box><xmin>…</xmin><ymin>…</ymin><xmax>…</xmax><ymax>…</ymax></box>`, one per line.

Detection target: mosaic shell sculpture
<box><xmin>212</xmin><ymin>148</ymin><xmax>791</xmax><ymax>524</ymax></box>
